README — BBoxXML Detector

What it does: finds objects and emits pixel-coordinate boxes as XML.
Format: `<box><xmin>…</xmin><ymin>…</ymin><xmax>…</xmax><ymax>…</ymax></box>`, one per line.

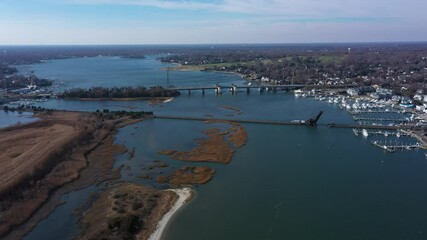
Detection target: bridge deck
<box><xmin>167</xmin><ymin>84</ymin><xmax>354</xmax><ymax>91</ymax></box>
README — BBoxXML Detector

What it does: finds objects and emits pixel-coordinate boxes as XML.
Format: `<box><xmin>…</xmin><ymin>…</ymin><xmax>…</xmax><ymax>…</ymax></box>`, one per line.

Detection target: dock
<box><xmin>352</xmin><ymin>129</ymin><xmax>410</xmax><ymax>137</ymax></box>
<box><xmin>350</xmin><ymin>110</ymin><xmax>408</xmax><ymax>115</ymax></box>
<box><xmin>371</xmin><ymin>140</ymin><xmax>421</xmax><ymax>152</ymax></box>
<box><xmin>327</xmin><ymin>123</ymin><xmax>411</xmax><ymax>130</ymax></box>
<box><xmin>352</xmin><ymin>117</ymin><xmax>412</xmax><ymax>123</ymax></box>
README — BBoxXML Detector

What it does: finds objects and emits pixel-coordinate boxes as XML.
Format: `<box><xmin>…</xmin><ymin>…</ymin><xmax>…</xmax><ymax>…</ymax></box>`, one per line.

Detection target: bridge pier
<box><xmin>188</xmin><ymin>89</ymin><xmax>191</xmax><ymax>95</ymax></box>
<box><xmin>215</xmin><ymin>85</ymin><xmax>222</xmax><ymax>95</ymax></box>
<box><xmin>246</xmin><ymin>87</ymin><xmax>250</xmax><ymax>94</ymax></box>
<box><xmin>202</xmin><ymin>89</ymin><xmax>205</xmax><ymax>95</ymax></box>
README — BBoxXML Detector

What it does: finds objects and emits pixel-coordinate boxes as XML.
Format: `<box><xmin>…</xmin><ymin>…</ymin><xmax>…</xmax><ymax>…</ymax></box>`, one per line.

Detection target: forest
<box><xmin>58</xmin><ymin>86</ymin><xmax>180</xmax><ymax>98</ymax></box>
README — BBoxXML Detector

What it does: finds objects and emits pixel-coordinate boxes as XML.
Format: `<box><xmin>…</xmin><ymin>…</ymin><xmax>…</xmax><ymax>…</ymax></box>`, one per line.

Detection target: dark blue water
<box><xmin>19</xmin><ymin>57</ymin><xmax>427</xmax><ymax>240</ymax></box>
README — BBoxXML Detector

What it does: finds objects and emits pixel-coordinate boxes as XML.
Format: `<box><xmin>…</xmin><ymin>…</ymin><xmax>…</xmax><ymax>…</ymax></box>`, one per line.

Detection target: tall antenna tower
<box><xmin>166</xmin><ymin>64</ymin><xmax>171</xmax><ymax>87</ymax></box>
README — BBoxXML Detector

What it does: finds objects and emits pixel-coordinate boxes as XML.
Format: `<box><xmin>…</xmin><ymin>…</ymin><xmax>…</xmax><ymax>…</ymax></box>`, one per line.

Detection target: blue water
<box><xmin>17</xmin><ymin>56</ymin><xmax>427</xmax><ymax>240</ymax></box>
<box><xmin>0</xmin><ymin>111</ymin><xmax>36</xmax><ymax>128</ymax></box>
<box><xmin>16</xmin><ymin>55</ymin><xmax>245</xmax><ymax>92</ymax></box>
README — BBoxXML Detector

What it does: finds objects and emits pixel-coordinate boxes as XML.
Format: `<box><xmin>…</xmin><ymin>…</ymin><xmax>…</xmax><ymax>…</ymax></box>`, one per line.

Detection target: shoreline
<box><xmin>64</xmin><ymin>97</ymin><xmax>173</xmax><ymax>101</ymax></box>
<box><xmin>0</xmin><ymin>110</ymin><xmax>146</xmax><ymax>239</ymax></box>
<box><xmin>148</xmin><ymin>187</ymin><xmax>193</xmax><ymax>240</ymax></box>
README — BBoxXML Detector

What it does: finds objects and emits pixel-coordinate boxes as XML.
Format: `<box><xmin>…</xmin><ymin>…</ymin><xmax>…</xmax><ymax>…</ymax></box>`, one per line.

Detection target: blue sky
<box><xmin>0</xmin><ymin>0</ymin><xmax>426</xmax><ymax>44</ymax></box>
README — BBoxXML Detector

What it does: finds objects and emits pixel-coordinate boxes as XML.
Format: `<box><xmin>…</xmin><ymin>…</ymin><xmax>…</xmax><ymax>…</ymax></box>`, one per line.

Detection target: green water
<box><xmin>18</xmin><ymin>57</ymin><xmax>427</xmax><ymax>240</ymax></box>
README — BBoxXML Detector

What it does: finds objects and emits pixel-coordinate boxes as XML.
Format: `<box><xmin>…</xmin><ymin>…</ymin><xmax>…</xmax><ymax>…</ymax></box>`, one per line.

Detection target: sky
<box><xmin>0</xmin><ymin>0</ymin><xmax>426</xmax><ymax>45</ymax></box>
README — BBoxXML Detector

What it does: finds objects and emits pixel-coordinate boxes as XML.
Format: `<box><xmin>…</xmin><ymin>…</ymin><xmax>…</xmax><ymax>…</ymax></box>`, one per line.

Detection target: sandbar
<box><xmin>147</xmin><ymin>187</ymin><xmax>193</xmax><ymax>240</ymax></box>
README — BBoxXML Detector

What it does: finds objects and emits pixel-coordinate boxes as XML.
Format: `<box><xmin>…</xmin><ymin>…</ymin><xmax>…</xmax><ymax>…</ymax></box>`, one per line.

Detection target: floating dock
<box><xmin>371</xmin><ymin>140</ymin><xmax>421</xmax><ymax>153</ymax></box>
<box><xmin>352</xmin><ymin>129</ymin><xmax>409</xmax><ymax>137</ymax></box>
<box><xmin>352</xmin><ymin>117</ymin><xmax>412</xmax><ymax>123</ymax></box>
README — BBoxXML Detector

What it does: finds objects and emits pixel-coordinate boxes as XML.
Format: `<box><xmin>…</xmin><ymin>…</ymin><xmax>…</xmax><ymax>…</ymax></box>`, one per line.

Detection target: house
<box><xmin>347</xmin><ymin>88</ymin><xmax>360</xmax><ymax>96</ymax></box>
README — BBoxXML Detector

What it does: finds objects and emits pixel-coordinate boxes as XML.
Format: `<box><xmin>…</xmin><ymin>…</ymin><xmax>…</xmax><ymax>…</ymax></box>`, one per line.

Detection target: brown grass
<box><xmin>0</xmin><ymin>111</ymin><xmax>138</xmax><ymax>238</ymax></box>
<box><xmin>159</xmin><ymin>128</ymin><xmax>235</xmax><ymax>164</ymax></box>
<box><xmin>227</xmin><ymin>124</ymin><xmax>248</xmax><ymax>148</ymax></box>
<box><xmin>169</xmin><ymin>166</ymin><xmax>215</xmax><ymax>186</ymax></box>
<box><xmin>76</xmin><ymin>183</ymin><xmax>177</xmax><ymax>240</ymax></box>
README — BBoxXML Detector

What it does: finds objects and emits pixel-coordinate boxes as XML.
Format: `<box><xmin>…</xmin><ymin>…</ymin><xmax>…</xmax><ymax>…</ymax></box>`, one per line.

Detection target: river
<box><xmin>12</xmin><ymin>56</ymin><xmax>427</xmax><ymax>240</ymax></box>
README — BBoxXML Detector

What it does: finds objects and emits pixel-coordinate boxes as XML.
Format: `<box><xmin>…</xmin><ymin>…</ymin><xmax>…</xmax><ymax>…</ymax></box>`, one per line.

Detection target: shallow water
<box><xmin>0</xmin><ymin>111</ymin><xmax>36</xmax><ymax>128</ymax></box>
<box><xmin>17</xmin><ymin>57</ymin><xmax>427</xmax><ymax>240</ymax></box>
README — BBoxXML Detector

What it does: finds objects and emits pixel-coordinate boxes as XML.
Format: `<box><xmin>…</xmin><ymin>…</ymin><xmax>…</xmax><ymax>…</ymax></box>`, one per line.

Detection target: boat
<box><xmin>362</xmin><ymin>129</ymin><xmax>369</xmax><ymax>138</ymax></box>
<box><xmin>294</xmin><ymin>89</ymin><xmax>303</xmax><ymax>97</ymax></box>
<box><xmin>163</xmin><ymin>97</ymin><xmax>174</xmax><ymax>103</ymax></box>
<box><xmin>353</xmin><ymin>129</ymin><xmax>359</xmax><ymax>136</ymax></box>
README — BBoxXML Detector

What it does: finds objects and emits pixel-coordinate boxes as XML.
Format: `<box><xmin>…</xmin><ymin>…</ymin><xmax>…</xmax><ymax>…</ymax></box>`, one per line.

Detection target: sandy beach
<box><xmin>148</xmin><ymin>187</ymin><xmax>193</xmax><ymax>240</ymax></box>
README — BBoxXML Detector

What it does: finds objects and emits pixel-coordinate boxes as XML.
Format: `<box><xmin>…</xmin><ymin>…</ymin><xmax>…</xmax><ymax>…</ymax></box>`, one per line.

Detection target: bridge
<box><xmin>166</xmin><ymin>84</ymin><xmax>355</xmax><ymax>95</ymax></box>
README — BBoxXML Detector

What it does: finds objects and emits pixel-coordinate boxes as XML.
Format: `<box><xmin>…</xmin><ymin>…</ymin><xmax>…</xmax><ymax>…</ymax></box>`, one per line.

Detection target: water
<box><xmin>16</xmin><ymin>55</ymin><xmax>245</xmax><ymax>92</ymax></box>
<box><xmin>17</xmin><ymin>56</ymin><xmax>427</xmax><ymax>240</ymax></box>
<box><xmin>0</xmin><ymin>111</ymin><xmax>36</xmax><ymax>128</ymax></box>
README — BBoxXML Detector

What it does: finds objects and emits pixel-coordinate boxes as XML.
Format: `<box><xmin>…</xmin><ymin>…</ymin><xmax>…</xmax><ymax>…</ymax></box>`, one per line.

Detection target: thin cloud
<box><xmin>68</xmin><ymin>0</ymin><xmax>424</xmax><ymax>18</ymax></box>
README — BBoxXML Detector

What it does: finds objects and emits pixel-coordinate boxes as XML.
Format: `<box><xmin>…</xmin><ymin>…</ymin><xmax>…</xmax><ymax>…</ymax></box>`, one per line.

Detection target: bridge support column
<box><xmin>188</xmin><ymin>89</ymin><xmax>191</xmax><ymax>95</ymax></box>
<box><xmin>246</xmin><ymin>87</ymin><xmax>250</xmax><ymax>94</ymax></box>
<box><xmin>215</xmin><ymin>86</ymin><xmax>222</xmax><ymax>95</ymax></box>
<box><xmin>273</xmin><ymin>87</ymin><xmax>277</xmax><ymax>93</ymax></box>
<box><xmin>202</xmin><ymin>89</ymin><xmax>205</xmax><ymax>95</ymax></box>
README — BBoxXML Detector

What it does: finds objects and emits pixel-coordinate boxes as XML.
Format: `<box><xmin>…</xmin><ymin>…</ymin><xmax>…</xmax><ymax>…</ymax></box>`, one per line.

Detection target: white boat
<box><xmin>362</xmin><ymin>129</ymin><xmax>369</xmax><ymax>138</ymax></box>
<box><xmin>294</xmin><ymin>89</ymin><xmax>303</xmax><ymax>97</ymax></box>
<box><xmin>163</xmin><ymin>97</ymin><xmax>174</xmax><ymax>103</ymax></box>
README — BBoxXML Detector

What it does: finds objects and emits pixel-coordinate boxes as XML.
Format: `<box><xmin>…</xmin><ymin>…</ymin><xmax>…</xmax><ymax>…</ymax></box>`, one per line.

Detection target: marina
<box><xmin>371</xmin><ymin>140</ymin><xmax>422</xmax><ymax>152</ymax></box>
<box><xmin>352</xmin><ymin>116</ymin><xmax>413</xmax><ymax>123</ymax></box>
<box><xmin>353</xmin><ymin>129</ymin><xmax>410</xmax><ymax>137</ymax></box>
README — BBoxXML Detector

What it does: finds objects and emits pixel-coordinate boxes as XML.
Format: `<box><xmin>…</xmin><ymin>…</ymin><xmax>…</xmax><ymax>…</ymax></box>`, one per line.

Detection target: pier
<box><xmin>350</xmin><ymin>110</ymin><xmax>408</xmax><ymax>115</ymax></box>
<box><xmin>327</xmin><ymin>123</ymin><xmax>411</xmax><ymax>130</ymax></box>
<box><xmin>352</xmin><ymin>117</ymin><xmax>412</xmax><ymax>123</ymax></box>
<box><xmin>352</xmin><ymin>129</ymin><xmax>410</xmax><ymax>137</ymax></box>
<box><xmin>371</xmin><ymin>140</ymin><xmax>421</xmax><ymax>152</ymax></box>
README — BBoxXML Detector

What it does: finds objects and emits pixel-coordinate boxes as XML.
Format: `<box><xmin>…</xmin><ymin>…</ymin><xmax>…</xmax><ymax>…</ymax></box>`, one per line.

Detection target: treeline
<box><xmin>161</xmin><ymin>43</ymin><xmax>427</xmax><ymax>94</ymax></box>
<box><xmin>58</xmin><ymin>86</ymin><xmax>180</xmax><ymax>98</ymax></box>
